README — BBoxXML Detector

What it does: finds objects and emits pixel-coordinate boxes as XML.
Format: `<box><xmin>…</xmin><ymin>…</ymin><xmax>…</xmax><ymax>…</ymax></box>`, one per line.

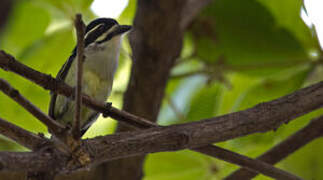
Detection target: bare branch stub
<box><xmin>72</xmin><ymin>13</ymin><xmax>86</xmax><ymax>140</ymax></box>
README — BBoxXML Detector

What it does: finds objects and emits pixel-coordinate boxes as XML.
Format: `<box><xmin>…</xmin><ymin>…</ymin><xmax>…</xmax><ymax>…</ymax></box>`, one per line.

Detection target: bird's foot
<box><xmin>102</xmin><ymin>102</ymin><xmax>112</xmax><ymax>118</ymax></box>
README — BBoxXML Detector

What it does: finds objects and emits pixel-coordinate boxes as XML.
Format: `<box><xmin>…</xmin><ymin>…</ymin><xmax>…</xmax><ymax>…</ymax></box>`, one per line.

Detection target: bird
<box><xmin>48</xmin><ymin>18</ymin><xmax>131</xmax><ymax>136</ymax></box>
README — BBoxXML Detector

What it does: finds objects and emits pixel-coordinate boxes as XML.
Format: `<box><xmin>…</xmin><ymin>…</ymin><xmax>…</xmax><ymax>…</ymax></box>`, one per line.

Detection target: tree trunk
<box><xmin>101</xmin><ymin>0</ymin><xmax>185</xmax><ymax>179</ymax></box>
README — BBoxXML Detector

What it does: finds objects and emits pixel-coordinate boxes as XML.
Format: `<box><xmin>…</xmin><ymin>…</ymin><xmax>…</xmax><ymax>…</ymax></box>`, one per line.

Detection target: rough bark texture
<box><xmin>104</xmin><ymin>1</ymin><xmax>185</xmax><ymax>179</ymax></box>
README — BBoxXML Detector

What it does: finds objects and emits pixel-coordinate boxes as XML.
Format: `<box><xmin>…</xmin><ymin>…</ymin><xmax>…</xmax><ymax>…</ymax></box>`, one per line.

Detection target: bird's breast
<box><xmin>82</xmin><ymin>69</ymin><xmax>111</xmax><ymax>100</ymax></box>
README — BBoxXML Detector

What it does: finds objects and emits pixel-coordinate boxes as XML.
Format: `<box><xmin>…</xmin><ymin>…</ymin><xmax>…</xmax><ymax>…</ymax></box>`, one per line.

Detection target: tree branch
<box><xmin>72</xmin><ymin>14</ymin><xmax>85</xmax><ymax>139</ymax></box>
<box><xmin>0</xmin><ymin>117</ymin><xmax>47</xmax><ymax>150</ymax></box>
<box><xmin>0</xmin><ymin>79</ymin><xmax>65</xmax><ymax>135</ymax></box>
<box><xmin>225</xmin><ymin>115</ymin><xmax>323</xmax><ymax>180</ymax></box>
<box><xmin>195</xmin><ymin>145</ymin><xmax>302</xmax><ymax>180</ymax></box>
<box><xmin>0</xmin><ymin>151</ymin><xmax>63</xmax><ymax>172</ymax></box>
<box><xmin>85</xmin><ymin>80</ymin><xmax>322</xmax><ymax>161</ymax></box>
<box><xmin>0</xmin><ymin>50</ymin><xmax>155</xmax><ymax>129</ymax></box>
<box><xmin>0</xmin><ymin>81</ymin><xmax>321</xmax><ymax>176</ymax></box>
<box><xmin>0</xmin><ymin>50</ymin><xmax>322</xmax><ymax>179</ymax></box>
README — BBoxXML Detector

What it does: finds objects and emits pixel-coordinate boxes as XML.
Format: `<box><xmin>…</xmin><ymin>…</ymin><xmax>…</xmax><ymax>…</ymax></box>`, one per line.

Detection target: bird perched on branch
<box><xmin>49</xmin><ymin>18</ymin><xmax>131</xmax><ymax>136</ymax></box>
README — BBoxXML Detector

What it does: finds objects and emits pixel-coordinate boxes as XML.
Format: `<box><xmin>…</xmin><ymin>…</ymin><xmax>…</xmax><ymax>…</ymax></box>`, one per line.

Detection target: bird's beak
<box><xmin>115</xmin><ymin>25</ymin><xmax>132</xmax><ymax>35</ymax></box>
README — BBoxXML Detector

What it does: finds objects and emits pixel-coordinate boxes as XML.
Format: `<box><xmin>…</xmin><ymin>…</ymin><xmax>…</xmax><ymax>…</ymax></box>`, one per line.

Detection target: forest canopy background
<box><xmin>0</xmin><ymin>0</ymin><xmax>322</xmax><ymax>179</ymax></box>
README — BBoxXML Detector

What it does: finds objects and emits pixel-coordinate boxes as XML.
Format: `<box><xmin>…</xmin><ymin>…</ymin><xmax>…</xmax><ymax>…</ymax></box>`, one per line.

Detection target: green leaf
<box><xmin>118</xmin><ymin>0</ymin><xmax>136</xmax><ymax>24</ymax></box>
<box><xmin>158</xmin><ymin>76</ymin><xmax>206</xmax><ymax>125</ymax></box>
<box><xmin>0</xmin><ymin>136</ymin><xmax>26</xmax><ymax>151</ymax></box>
<box><xmin>43</xmin><ymin>0</ymin><xmax>94</xmax><ymax>14</ymax></box>
<box><xmin>0</xmin><ymin>29</ymin><xmax>75</xmax><ymax>133</ymax></box>
<box><xmin>283</xmin><ymin>139</ymin><xmax>323</xmax><ymax>179</ymax></box>
<box><xmin>144</xmin><ymin>150</ymin><xmax>211</xmax><ymax>180</ymax></box>
<box><xmin>236</xmin><ymin>66</ymin><xmax>311</xmax><ymax>110</ymax></box>
<box><xmin>194</xmin><ymin>36</ymin><xmax>220</xmax><ymax>63</ymax></box>
<box><xmin>256</xmin><ymin>0</ymin><xmax>319</xmax><ymax>51</ymax></box>
<box><xmin>191</xmin><ymin>0</ymin><xmax>311</xmax><ymax>76</ymax></box>
<box><xmin>0</xmin><ymin>1</ymin><xmax>50</xmax><ymax>55</ymax></box>
<box><xmin>277</xmin><ymin>109</ymin><xmax>323</xmax><ymax>179</ymax></box>
<box><xmin>185</xmin><ymin>83</ymin><xmax>221</xmax><ymax>123</ymax></box>
<box><xmin>217</xmin><ymin>73</ymin><xmax>260</xmax><ymax>115</ymax></box>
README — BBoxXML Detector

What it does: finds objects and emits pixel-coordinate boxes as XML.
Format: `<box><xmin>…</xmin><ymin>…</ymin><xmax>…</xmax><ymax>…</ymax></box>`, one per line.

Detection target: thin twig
<box><xmin>0</xmin><ymin>117</ymin><xmax>47</xmax><ymax>150</ymax></box>
<box><xmin>72</xmin><ymin>14</ymin><xmax>85</xmax><ymax>139</ymax></box>
<box><xmin>171</xmin><ymin>69</ymin><xmax>207</xmax><ymax>79</ymax></box>
<box><xmin>0</xmin><ymin>79</ymin><xmax>65</xmax><ymax>135</ymax></box>
<box><xmin>195</xmin><ymin>145</ymin><xmax>302</xmax><ymax>180</ymax></box>
<box><xmin>0</xmin><ymin>50</ymin><xmax>155</xmax><ymax>129</ymax></box>
<box><xmin>225</xmin><ymin>115</ymin><xmax>323</xmax><ymax>180</ymax></box>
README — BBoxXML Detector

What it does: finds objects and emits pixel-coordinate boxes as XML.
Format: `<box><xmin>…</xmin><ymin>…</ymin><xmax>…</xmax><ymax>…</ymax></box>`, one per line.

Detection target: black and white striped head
<box><xmin>84</xmin><ymin>18</ymin><xmax>131</xmax><ymax>47</ymax></box>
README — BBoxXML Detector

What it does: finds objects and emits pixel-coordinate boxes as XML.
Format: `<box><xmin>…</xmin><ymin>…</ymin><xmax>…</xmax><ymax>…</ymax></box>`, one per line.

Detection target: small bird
<box><xmin>49</xmin><ymin>18</ymin><xmax>131</xmax><ymax>135</ymax></box>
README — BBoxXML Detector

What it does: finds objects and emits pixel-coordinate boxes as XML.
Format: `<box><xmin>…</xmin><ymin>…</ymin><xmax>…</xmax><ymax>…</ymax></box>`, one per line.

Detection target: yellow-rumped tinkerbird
<box><xmin>49</xmin><ymin>18</ymin><xmax>131</xmax><ymax>135</ymax></box>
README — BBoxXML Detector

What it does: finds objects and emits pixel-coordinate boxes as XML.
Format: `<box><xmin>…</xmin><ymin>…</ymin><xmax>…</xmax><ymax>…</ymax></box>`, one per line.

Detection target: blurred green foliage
<box><xmin>0</xmin><ymin>0</ymin><xmax>322</xmax><ymax>179</ymax></box>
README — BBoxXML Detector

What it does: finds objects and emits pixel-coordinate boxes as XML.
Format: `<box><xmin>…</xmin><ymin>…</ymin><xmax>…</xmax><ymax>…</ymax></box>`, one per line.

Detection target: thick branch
<box><xmin>0</xmin><ymin>79</ymin><xmax>65</xmax><ymax>135</ymax></box>
<box><xmin>0</xmin><ymin>117</ymin><xmax>46</xmax><ymax>150</ymax></box>
<box><xmin>225</xmin><ymin>115</ymin><xmax>323</xmax><ymax>180</ymax></box>
<box><xmin>86</xmin><ymin>80</ymin><xmax>323</xmax><ymax>160</ymax></box>
<box><xmin>0</xmin><ymin>152</ymin><xmax>63</xmax><ymax>172</ymax></box>
<box><xmin>72</xmin><ymin>14</ymin><xmax>85</xmax><ymax>139</ymax></box>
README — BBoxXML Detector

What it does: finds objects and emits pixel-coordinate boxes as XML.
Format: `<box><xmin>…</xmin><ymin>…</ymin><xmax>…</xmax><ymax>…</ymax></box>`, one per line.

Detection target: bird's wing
<box><xmin>80</xmin><ymin>112</ymin><xmax>100</xmax><ymax>135</ymax></box>
<box><xmin>48</xmin><ymin>49</ymin><xmax>76</xmax><ymax>118</ymax></box>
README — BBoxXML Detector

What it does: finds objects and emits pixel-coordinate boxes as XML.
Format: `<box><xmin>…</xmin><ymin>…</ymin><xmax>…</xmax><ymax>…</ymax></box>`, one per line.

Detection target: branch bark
<box><xmin>72</xmin><ymin>14</ymin><xmax>85</xmax><ymax>139</ymax></box>
<box><xmin>225</xmin><ymin>115</ymin><xmax>323</xmax><ymax>180</ymax></box>
<box><xmin>0</xmin><ymin>79</ymin><xmax>65</xmax><ymax>135</ymax></box>
<box><xmin>85</xmin><ymin>81</ymin><xmax>322</xmax><ymax>162</ymax></box>
<box><xmin>195</xmin><ymin>145</ymin><xmax>302</xmax><ymax>180</ymax></box>
<box><xmin>0</xmin><ymin>117</ymin><xmax>46</xmax><ymax>150</ymax></box>
<box><xmin>0</xmin><ymin>151</ymin><xmax>63</xmax><ymax>172</ymax></box>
